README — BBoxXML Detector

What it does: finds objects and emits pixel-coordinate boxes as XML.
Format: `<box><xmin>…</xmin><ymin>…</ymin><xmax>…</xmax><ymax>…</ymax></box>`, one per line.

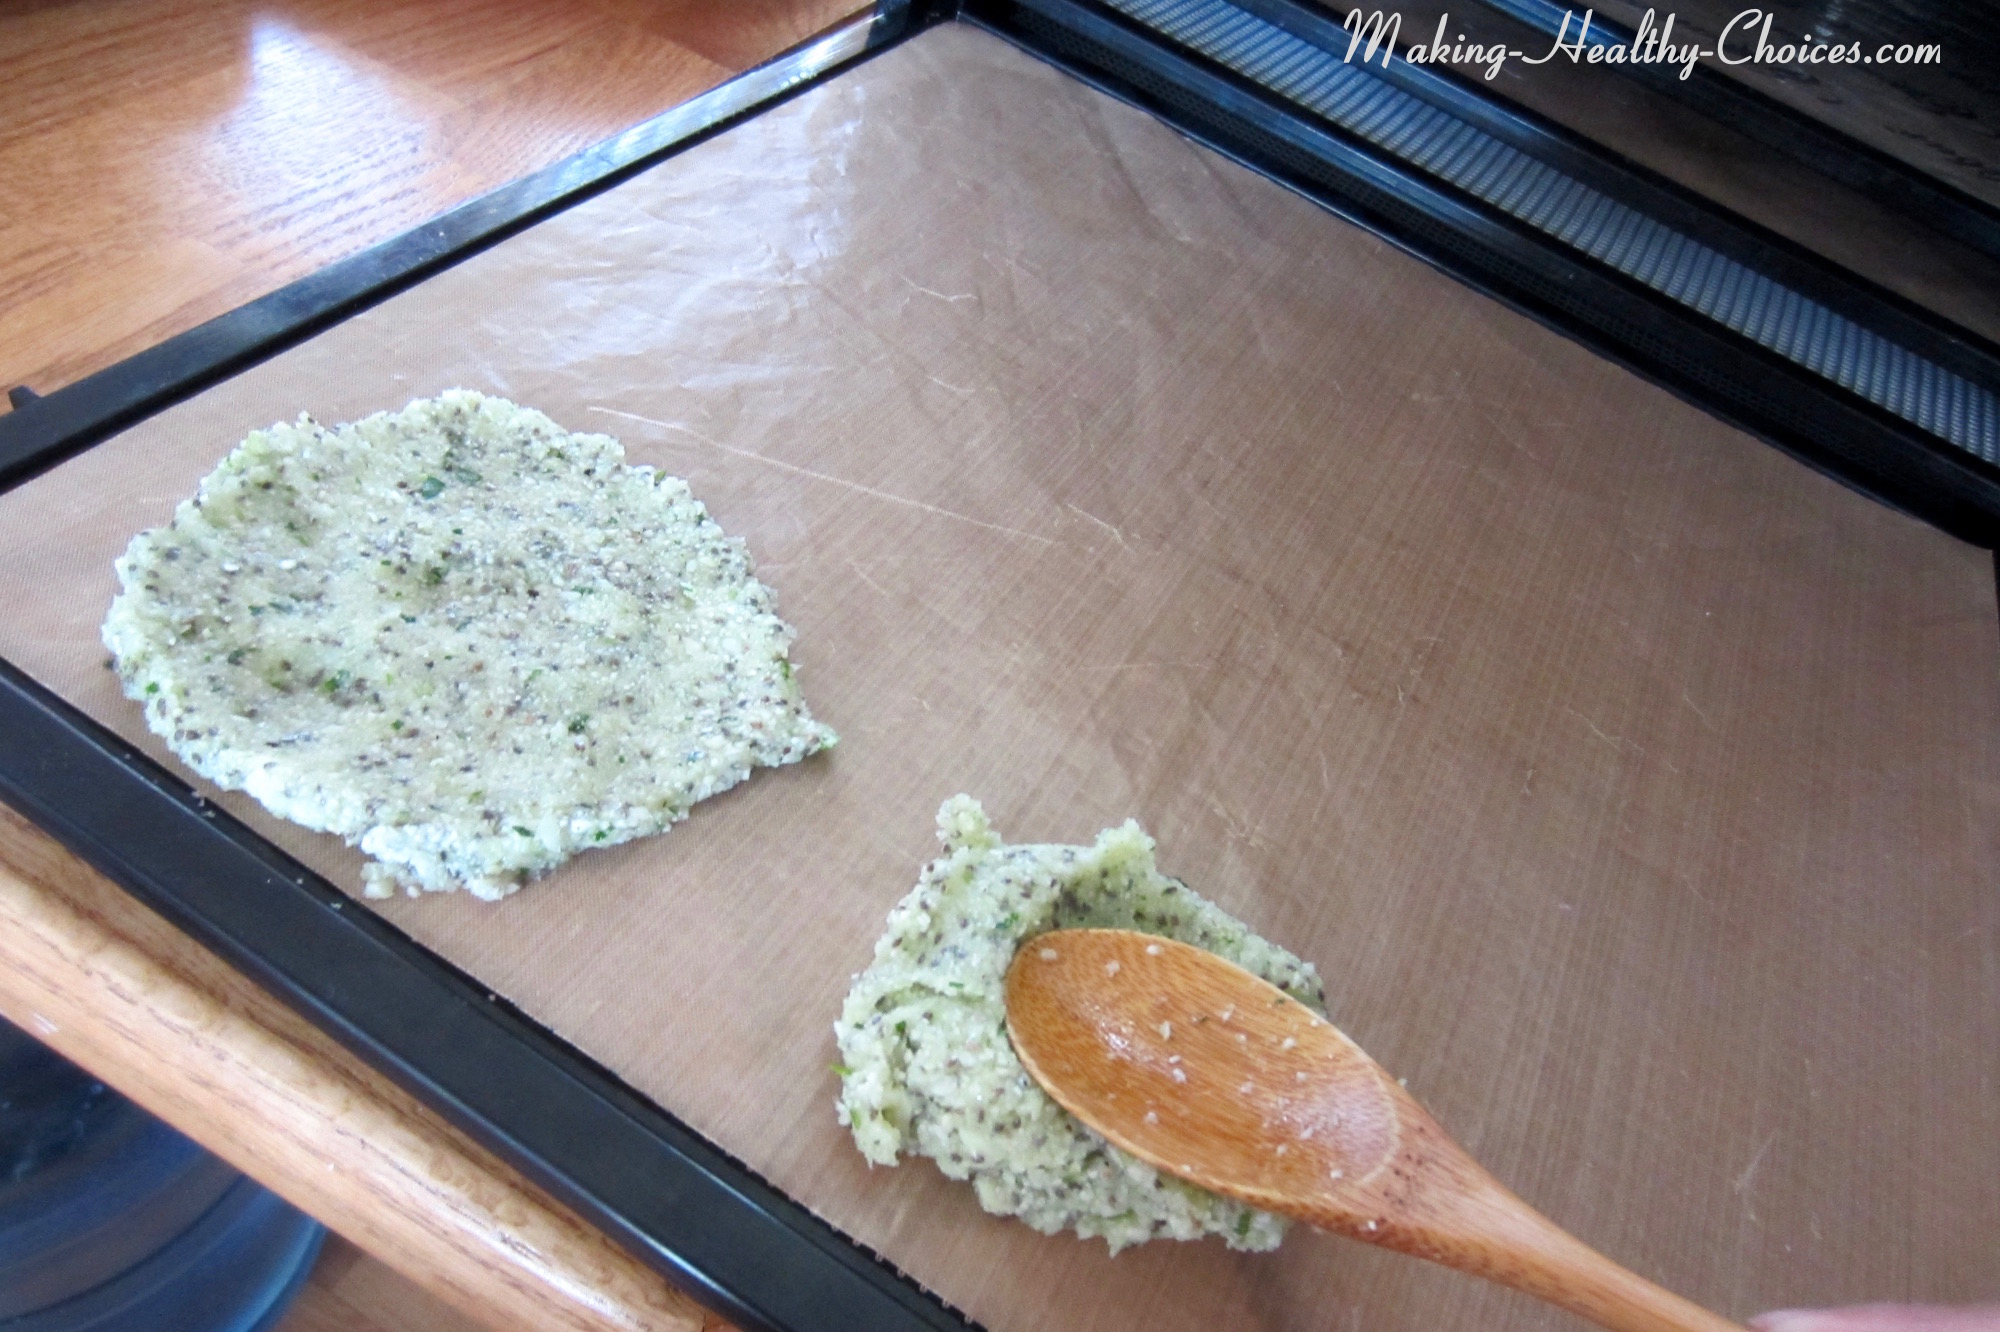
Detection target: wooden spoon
<box><xmin>1005</xmin><ymin>929</ymin><xmax>1744</xmax><ymax>1332</ymax></box>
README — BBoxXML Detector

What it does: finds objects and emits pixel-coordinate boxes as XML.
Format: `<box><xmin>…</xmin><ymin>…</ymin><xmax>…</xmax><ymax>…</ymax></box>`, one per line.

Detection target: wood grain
<box><xmin>22</xmin><ymin>27</ymin><xmax>1970</xmax><ymax>1328</ymax></box>
<box><xmin>0</xmin><ymin>0</ymin><xmax>862</xmax><ymax>402</ymax></box>
<box><xmin>0</xmin><ymin>0</ymin><xmax>852</xmax><ymax>1324</ymax></box>
<box><xmin>3</xmin><ymin>9</ymin><xmax>1995</xmax><ymax>1332</ymax></box>
<box><xmin>271</xmin><ymin>1237</ymin><xmax>508</xmax><ymax>1332</ymax></box>
<box><xmin>1007</xmin><ymin>931</ymin><xmax>1745</xmax><ymax>1332</ymax></box>
<box><xmin>0</xmin><ymin>803</ymin><xmax>720</xmax><ymax>1332</ymax></box>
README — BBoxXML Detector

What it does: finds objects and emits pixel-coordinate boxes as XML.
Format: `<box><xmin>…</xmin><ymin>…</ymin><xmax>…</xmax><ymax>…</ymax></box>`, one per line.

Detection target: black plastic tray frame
<box><xmin>1242</xmin><ymin>0</ymin><xmax>2000</xmax><ymax>392</ymax></box>
<box><xmin>966</xmin><ymin>0</ymin><xmax>2000</xmax><ymax>545</ymax></box>
<box><xmin>0</xmin><ymin>3</ymin><xmax>952</xmax><ymax>493</ymax></box>
<box><xmin>0</xmin><ymin>8</ymin><xmax>976</xmax><ymax>1332</ymax></box>
<box><xmin>1470</xmin><ymin>0</ymin><xmax>2000</xmax><ymax>263</ymax></box>
<box><xmin>3</xmin><ymin>3</ymin><xmax>1998</xmax><ymax>1330</ymax></box>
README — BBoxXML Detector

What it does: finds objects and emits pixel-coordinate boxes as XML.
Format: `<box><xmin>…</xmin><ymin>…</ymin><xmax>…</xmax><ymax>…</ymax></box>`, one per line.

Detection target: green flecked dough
<box><xmin>102</xmin><ymin>391</ymin><xmax>834</xmax><ymax>900</ymax></box>
<box><xmin>836</xmin><ymin>796</ymin><xmax>1324</xmax><ymax>1253</ymax></box>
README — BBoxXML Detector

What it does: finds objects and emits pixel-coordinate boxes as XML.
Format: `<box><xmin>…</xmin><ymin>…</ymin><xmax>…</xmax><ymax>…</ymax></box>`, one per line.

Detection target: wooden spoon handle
<box><xmin>1393</xmin><ymin>1170</ymin><xmax>1748</xmax><ymax>1332</ymax></box>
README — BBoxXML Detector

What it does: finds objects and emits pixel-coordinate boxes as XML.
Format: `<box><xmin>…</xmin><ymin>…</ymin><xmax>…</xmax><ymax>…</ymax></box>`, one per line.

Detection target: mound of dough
<box><xmin>103</xmin><ymin>391</ymin><xmax>835</xmax><ymax>900</ymax></box>
<box><xmin>835</xmin><ymin>796</ymin><xmax>1324</xmax><ymax>1253</ymax></box>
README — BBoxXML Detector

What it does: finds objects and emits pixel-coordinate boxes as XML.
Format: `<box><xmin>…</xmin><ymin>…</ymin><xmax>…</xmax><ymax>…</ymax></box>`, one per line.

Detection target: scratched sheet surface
<box><xmin>0</xmin><ymin>24</ymin><xmax>1995</xmax><ymax>1330</ymax></box>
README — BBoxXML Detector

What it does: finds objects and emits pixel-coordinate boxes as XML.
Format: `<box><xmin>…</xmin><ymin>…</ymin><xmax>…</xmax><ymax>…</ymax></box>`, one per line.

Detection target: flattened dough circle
<box><xmin>104</xmin><ymin>391</ymin><xmax>835</xmax><ymax>899</ymax></box>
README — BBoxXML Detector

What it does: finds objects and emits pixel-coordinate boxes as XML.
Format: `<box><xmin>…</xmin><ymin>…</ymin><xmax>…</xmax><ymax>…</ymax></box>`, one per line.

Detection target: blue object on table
<box><xmin>0</xmin><ymin>1016</ymin><xmax>325</xmax><ymax>1330</ymax></box>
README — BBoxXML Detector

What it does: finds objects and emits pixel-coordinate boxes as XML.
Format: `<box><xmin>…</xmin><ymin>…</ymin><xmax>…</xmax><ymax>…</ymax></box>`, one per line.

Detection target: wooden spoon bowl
<box><xmin>1005</xmin><ymin>929</ymin><xmax>1744</xmax><ymax>1332</ymax></box>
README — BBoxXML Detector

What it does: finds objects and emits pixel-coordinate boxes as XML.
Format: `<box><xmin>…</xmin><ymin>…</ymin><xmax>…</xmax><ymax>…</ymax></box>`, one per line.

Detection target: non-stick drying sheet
<box><xmin>1</xmin><ymin>23</ymin><xmax>1994</xmax><ymax>1331</ymax></box>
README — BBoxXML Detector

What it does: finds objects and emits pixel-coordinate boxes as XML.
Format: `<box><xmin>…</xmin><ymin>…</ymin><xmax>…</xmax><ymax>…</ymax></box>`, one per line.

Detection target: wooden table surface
<box><xmin>5</xmin><ymin>4</ymin><xmax>1997</xmax><ymax>1332</ymax></box>
<box><xmin>0</xmin><ymin>2</ymin><xmax>856</xmax><ymax>1327</ymax></box>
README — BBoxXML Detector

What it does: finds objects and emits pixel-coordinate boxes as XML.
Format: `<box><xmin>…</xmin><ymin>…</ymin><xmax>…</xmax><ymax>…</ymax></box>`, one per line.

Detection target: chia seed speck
<box><xmin>102</xmin><ymin>392</ymin><xmax>836</xmax><ymax>900</ymax></box>
<box><xmin>832</xmin><ymin>796</ymin><xmax>1324</xmax><ymax>1255</ymax></box>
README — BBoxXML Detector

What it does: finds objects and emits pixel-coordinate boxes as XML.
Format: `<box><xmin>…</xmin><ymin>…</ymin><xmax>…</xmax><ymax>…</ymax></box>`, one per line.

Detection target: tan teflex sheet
<box><xmin>2</xmin><ymin>24</ymin><xmax>1995</xmax><ymax>1330</ymax></box>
